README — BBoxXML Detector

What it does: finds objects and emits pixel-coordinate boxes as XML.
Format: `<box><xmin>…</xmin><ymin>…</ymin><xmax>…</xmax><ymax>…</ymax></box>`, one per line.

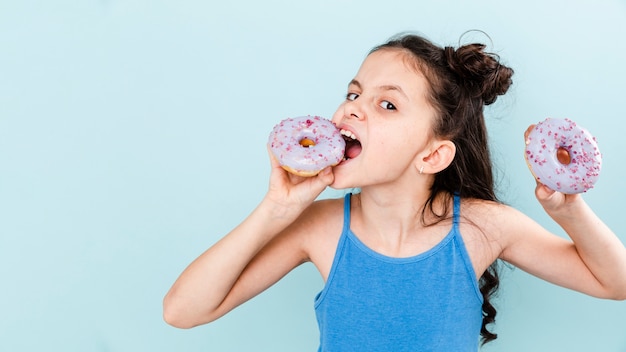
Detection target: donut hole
<box><xmin>557</xmin><ymin>147</ymin><xmax>571</xmax><ymax>165</ymax></box>
<box><xmin>299</xmin><ymin>138</ymin><xmax>316</xmax><ymax>148</ymax></box>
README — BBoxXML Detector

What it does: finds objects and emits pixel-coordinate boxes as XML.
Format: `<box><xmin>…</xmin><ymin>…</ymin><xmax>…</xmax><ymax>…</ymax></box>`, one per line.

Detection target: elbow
<box><xmin>163</xmin><ymin>310</ymin><xmax>195</xmax><ymax>330</ymax></box>
<box><xmin>597</xmin><ymin>287</ymin><xmax>626</xmax><ymax>301</ymax></box>
<box><xmin>164</xmin><ymin>318</ymin><xmax>197</xmax><ymax>330</ymax></box>
<box><xmin>605</xmin><ymin>294</ymin><xmax>626</xmax><ymax>302</ymax></box>
<box><xmin>609</xmin><ymin>284</ymin><xmax>626</xmax><ymax>301</ymax></box>
<box><xmin>610</xmin><ymin>292</ymin><xmax>626</xmax><ymax>301</ymax></box>
<box><xmin>162</xmin><ymin>292</ymin><xmax>217</xmax><ymax>329</ymax></box>
<box><xmin>162</xmin><ymin>301</ymin><xmax>193</xmax><ymax>329</ymax></box>
<box><xmin>162</xmin><ymin>294</ymin><xmax>201</xmax><ymax>329</ymax></box>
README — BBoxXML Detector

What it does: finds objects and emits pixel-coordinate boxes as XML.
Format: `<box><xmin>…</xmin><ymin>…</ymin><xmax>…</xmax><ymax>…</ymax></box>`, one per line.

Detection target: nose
<box><xmin>344</xmin><ymin>99</ymin><xmax>364</xmax><ymax>120</ymax></box>
<box><xmin>331</xmin><ymin>98</ymin><xmax>365</xmax><ymax>125</ymax></box>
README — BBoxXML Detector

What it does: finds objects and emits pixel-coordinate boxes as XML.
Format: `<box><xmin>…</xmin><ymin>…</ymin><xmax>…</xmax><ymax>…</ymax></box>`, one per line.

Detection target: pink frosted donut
<box><xmin>524</xmin><ymin>117</ymin><xmax>602</xmax><ymax>194</ymax></box>
<box><xmin>268</xmin><ymin>115</ymin><xmax>346</xmax><ymax>177</ymax></box>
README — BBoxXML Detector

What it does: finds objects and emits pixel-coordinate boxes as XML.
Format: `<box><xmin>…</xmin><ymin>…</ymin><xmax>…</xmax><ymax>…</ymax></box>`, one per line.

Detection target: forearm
<box><xmin>162</xmin><ymin>198</ymin><xmax>301</xmax><ymax>327</ymax></box>
<box><xmin>553</xmin><ymin>199</ymin><xmax>626</xmax><ymax>299</ymax></box>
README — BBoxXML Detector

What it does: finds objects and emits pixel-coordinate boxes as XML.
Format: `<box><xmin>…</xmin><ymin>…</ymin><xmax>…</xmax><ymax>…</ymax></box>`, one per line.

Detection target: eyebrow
<box><xmin>348</xmin><ymin>79</ymin><xmax>361</xmax><ymax>89</ymax></box>
<box><xmin>349</xmin><ymin>79</ymin><xmax>409</xmax><ymax>100</ymax></box>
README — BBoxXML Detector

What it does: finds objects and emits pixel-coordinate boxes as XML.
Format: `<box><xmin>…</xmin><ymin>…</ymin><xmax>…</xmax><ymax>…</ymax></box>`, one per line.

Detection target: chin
<box><xmin>330</xmin><ymin>158</ymin><xmax>364</xmax><ymax>188</ymax></box>
<box><xmin>329</xmin><ymin>172</ymin><xmax>360</xmax><ymax>191</ymax></box>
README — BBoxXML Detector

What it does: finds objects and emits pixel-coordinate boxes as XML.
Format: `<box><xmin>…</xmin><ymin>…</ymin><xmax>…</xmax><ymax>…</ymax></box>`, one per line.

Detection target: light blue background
<box><xmin>1</xmin><ymin>0</ymin><xmax>625</xmax><ymax>351</ymax></box>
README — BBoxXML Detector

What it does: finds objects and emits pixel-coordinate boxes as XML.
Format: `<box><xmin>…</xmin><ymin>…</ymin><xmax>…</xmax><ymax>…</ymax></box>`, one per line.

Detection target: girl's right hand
<box><xmin>263</xmin><ymin>148</ymin><xmax>335</xmax><ymax>220</ymax></box>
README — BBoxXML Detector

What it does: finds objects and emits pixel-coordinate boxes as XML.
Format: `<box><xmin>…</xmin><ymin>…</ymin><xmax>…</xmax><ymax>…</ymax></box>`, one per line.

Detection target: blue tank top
<box><xmin>314</xmin><ymin>193</ymin><xmax>483</xmax><ymax>351</ymax></box>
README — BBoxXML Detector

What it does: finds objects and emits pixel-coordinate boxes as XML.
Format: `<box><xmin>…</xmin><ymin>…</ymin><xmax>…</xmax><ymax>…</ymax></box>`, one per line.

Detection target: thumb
<box><xmin>308</xmin><ymin>167</ymin><xmax>334</xmax><ymax>192</ymax></box>
<box><xmin>316</xmin><ymin>167</ymin><xmax>334</xmax><ymax>186</ymax></box>
<box><xmin>292</xmin><ymin>167</ymin><xmax>334</xmax><ymax>204</ymax></box>
<box><xmin>535</xmin><ymin>182</ymin><xmax>556</xmax><ymax>201</ymax></box>
<box><xmin>304</xmin><ymin>167</ymin><xmax>334</xmax><ymax>196</ymax></box>
<box><xmin>524</xmin><ymin>124</ymin><xmax>536</xmax><ymax>142</ymax></box>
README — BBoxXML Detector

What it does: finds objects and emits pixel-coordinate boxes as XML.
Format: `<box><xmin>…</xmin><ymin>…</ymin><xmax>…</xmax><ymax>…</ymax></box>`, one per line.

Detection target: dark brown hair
<box><xmin>371</xmin><ymin>32</ymin><xmax>514</xmax><ymax>345</ymax></box>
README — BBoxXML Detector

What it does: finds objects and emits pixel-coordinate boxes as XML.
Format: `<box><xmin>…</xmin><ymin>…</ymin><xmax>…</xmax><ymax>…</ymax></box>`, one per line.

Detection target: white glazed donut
<box><xmin>524</xmin><ymin>117</ymin><xmax>602</xmax><ymax>194</ymax></box>
<box><xmin>268</xmin><ymin>115</ymin><xmax>346</xmax><ymax>177</ymax></box>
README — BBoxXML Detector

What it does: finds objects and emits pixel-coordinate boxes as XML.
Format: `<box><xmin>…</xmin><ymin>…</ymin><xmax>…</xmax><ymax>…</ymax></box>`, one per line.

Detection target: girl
<box><xmin>163</xmin><ymin>33</ymin><xmax>626</xmax><ymax>351</ymax></box>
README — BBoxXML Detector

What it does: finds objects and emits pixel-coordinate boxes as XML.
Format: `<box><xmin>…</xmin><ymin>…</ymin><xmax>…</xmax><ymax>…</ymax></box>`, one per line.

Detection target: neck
<box><xmin>351</xmin><ymin>185</ymin><xmax>447</xmax><ymax>253</ymax></box>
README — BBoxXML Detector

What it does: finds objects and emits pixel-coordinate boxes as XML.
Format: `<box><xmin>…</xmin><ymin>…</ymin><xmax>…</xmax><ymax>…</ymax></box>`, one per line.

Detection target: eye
<box><xmin>346</xmin><ymin>93</ymin><xmax>359</xmax><ymax>101</ymax></box>
<box><xmin>379</xmin><ymin>100</ymin><xmax>396</xmax><ymax>110</ymax></box>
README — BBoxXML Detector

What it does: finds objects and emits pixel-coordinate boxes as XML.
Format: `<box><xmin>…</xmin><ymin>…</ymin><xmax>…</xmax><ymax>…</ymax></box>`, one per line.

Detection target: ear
<box><xmin>417</xmin><ymin>140</ymin><xmax>456</xmax><ymax>174</ymax></box>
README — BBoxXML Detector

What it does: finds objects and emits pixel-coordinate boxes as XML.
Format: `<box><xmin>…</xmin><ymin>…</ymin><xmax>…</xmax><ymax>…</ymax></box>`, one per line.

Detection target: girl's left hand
<box><xmin>533</xmin><ymin>182</ymin><xmax>580</xmax><ymax>215</ymax></box>
<box><xmin>524</xmin><ymin>124</ymin><xmax>581</xmax><ymax>215</ymax></box>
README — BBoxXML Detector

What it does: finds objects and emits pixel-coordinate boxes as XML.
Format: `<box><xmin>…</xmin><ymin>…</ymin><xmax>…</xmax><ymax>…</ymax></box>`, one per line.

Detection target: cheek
<box><xmin>388</xmin><ymin>127</ymin><xmax>426</xmax><ymax>157</ymax></box>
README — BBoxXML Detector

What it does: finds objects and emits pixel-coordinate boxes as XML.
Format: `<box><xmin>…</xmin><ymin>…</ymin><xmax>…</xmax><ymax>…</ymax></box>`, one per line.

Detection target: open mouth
<box><xmin>340</xmin><ymin>129</ymin><xmax>362</xmax><ymax>160</ymax></box>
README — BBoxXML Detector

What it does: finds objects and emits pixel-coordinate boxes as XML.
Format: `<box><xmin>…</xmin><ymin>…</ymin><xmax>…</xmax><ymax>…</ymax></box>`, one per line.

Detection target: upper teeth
<box><xmin>340</xmin><ymin>129</ymin><xmax>356</xmax><ymax>140</ymax></box>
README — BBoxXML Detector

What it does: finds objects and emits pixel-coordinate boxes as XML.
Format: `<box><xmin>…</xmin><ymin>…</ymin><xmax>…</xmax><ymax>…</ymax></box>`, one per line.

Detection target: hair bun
<box><xmin>443</xmin><ymin>44</ymin><xmax>513</xmax><ymax>105</ymax></box>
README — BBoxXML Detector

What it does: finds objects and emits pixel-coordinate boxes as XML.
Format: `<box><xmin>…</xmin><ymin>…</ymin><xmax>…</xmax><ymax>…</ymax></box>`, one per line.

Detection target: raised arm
<box><xmin>498</xmin><ymin>126</ymin><xmax>626</xmax><ymax>300</ymax></box>
<box><xmin>499</xmin><ymin>188</ymin><xmax>626</xmax><ymax>300</ymax></box>
<box><xmin>162</xmin><ymin>154</ymin><xmax>334</xmax><ymax>328</ymax></box>
<box><xmin>543</xmin><ymin>186</ymin><xmax>626</xmax><ymax>298</ymax></box>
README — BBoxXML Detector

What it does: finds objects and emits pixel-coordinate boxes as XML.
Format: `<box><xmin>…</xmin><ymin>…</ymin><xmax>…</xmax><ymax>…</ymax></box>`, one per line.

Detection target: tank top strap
<box><xmin>314</xmin><ymin>193</ymin><xmax>353</xmax><ymax>306</ymax></box>
<box><xmin>342</xmin><ymin>192</ymin><xmax>352</xmax><ymax>234</ymax></box>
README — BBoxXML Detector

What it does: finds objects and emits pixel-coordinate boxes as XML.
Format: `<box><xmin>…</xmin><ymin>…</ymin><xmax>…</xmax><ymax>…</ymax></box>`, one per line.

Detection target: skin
<box><xmin>163</xmin><ymin>49</ymin><xmax>626</xmax><ymax>329</ymax></box>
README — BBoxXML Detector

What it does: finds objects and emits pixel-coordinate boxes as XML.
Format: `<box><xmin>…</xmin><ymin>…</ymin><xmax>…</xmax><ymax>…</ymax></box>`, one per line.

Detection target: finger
<box><xmin>524</xmin><ymin>124</ymin><xmax>536</xmax><ymax>142</ymax></box>
<box><xmin>303</xmin><ymin>168</ymin><xmax>334</xmax><ymax>199</ymax></box>
<box><xmin>315</xmin><ymin>167</ymin><xmax>334</xmax><ymax>186</ymax></box>
<box><xmin>535</xmin><ymin>182</ymin><xmax>556</xmax><ymax>200</ymax></box>
<box><xmin>266</xmin><ymin>146</ymin><xmax>280</xmax><ymax>167</ymax></box>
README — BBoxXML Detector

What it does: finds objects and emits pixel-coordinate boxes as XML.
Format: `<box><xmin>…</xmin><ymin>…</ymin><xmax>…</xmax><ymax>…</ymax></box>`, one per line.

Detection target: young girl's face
<box><xmin>330</xmin><ymin>48</ymin><xmax>439</xmax><ymax>189</ymax></box>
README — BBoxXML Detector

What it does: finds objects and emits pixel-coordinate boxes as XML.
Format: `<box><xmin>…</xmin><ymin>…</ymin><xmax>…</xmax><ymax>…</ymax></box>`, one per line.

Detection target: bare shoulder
<box><xmin>295</xmin><ymin>196</ymin><xmax>345</xmax><ymax>280</ymax></box>
<box><xmin>460</xmin><ymin>198</ymin><xmax>531</xmax><ymax>241</ymax></box>
<box><xmin>295</xmin><ymin>197</ymin><xmax>345</xmax><ymax>232</ymax></box>
<box><xmin>457</xmin><ymin>198</ymin><xmax>534</xmax><ymax>276</ymax></box>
